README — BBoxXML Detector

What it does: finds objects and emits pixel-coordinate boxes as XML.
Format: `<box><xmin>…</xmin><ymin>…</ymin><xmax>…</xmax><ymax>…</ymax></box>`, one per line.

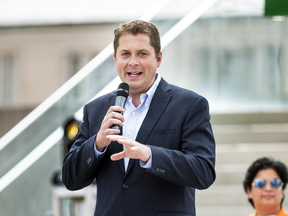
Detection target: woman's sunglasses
<box><xmin>252</xmin><ymin>179</ymin><xmax>284</xmax><ymax>189</ymax></box>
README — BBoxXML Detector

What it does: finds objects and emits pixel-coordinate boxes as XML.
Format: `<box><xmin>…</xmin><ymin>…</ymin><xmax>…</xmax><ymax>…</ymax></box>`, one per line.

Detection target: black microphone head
<box><xmin>116</xmin><ymin>83</ymin><xmax>129</xmax><ymax>98</ymax></box>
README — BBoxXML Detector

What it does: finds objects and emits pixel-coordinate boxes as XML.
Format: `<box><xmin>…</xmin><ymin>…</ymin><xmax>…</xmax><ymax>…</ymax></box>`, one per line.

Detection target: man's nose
<box><xmin>128</xmin><ymin>55</ymin><xmax>139</xmax><ymax>66</ymax></box>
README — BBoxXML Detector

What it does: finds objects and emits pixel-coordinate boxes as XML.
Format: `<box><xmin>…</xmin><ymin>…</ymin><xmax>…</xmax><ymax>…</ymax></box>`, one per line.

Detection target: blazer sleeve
<box><xmin>148</xmin><ymin>96</ymin><xmax>216</xmax><ymax>189</ymax></box>
<box><xmin>62</xmin><ymin>104</ymin><xmax>105</xmax><ymax>190</ymax></box>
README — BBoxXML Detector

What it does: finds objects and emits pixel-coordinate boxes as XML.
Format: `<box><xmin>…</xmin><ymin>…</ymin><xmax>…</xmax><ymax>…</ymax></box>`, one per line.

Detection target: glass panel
<box><xmin>0</xmin><ymin>55</ymin><xmax>117</xmax><ymax>177</ymax></box>
<box><xmin>151</xmin><ymin>0</ymin><xmax>206</xmax><ymax>35</ymax></box>
<box><xmin>0</xmin><ymin>144</ymin><xmax>61</xmax><ymax>216</ymax></box>
<box><xmin>157</xmin><ymin>0</ymin><xmax>288</xmax><ymax>112</ymax></box>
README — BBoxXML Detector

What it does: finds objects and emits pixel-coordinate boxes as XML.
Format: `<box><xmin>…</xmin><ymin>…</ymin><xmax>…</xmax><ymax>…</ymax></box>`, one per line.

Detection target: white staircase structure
<box><xmin>196</xmin><ymin>112</ymin><xmax>288</xmax><ymax>216</ymax></box>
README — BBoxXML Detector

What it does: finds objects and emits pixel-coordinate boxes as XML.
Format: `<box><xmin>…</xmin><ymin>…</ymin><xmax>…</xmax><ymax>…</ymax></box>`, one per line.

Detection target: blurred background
<box><xmin>0</xmin><ymin>0</ymin><xmax>288</xmax><ymax>215</ymax></box>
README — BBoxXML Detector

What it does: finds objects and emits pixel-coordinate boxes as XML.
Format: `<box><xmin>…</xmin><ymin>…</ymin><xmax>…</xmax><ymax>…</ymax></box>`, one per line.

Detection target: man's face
<box><xmin>113</xmin><ymin>33</ymin><xmax>162</xmax><ymax>97</ymax></box>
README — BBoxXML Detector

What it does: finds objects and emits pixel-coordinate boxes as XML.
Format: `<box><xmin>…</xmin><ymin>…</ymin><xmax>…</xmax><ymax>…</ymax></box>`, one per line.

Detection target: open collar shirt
<box><xmin>94</xmin><ymin>73</ymin><xmax>161</xmax><ymax>172</ymax></box>
<box><xmin>123</xmin><ymin>73</ymin><xmax>161</xmax><ymax>171</ymax></box>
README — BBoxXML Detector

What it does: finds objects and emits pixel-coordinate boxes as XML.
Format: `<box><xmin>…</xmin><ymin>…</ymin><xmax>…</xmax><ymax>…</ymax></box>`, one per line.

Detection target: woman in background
<box><xmin>243</xmin><ymin>157</ymin><xmax>288</xmax><ymax>216</ymax></box>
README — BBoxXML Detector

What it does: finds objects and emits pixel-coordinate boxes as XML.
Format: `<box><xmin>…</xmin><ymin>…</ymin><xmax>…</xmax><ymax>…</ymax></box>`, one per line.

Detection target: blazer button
<box><xmin>122</xmin><ymin>183</ymin><xmax>128</xmax><ymax>189</ymax></box>
<box><xmin>87</xmin><ymin>157</ymin><xmax>92</xmax><ymax>164</ymax></box>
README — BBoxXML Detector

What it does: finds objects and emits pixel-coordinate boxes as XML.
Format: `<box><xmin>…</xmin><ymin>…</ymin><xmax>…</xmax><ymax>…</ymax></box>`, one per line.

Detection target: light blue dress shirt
<box><xmin>94</xmin><ymin>73</ymin><xmax>161</xmax><ymax>172</ymax></box>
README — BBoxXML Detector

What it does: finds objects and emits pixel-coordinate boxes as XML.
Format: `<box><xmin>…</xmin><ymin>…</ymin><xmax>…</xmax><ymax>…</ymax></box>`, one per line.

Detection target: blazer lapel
<box><xmin>125</xmin><ymin>78</ymin><xmax>172</xmax><ymax>175</ymax></box>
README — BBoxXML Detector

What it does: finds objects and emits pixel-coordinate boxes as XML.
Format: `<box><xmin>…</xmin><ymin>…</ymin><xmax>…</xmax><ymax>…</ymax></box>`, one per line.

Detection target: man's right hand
<box><xmin>95</xmin><ymin>106</ymin><xmax>125</xmax><ymax>152</ymax></box>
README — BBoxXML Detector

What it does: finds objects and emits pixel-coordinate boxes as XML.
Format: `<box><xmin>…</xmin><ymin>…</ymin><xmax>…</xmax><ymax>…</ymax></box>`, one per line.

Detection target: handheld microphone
<box><xmin>111</xmin><ymin>82</ymin><xmax>129</xmax><ymax>130</ymax></box>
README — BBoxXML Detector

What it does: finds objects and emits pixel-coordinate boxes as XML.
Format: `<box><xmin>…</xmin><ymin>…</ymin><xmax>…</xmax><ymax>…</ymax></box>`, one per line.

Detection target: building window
<box><xmin>0</xmin><ymin>54</ymin><xmax>16</xmax><ymax>106</ymax></box>
<box><xmin>66</xmin><ymin>54</ymin><xmax>81</xmax><ymax>79</ymax></box>
<box><xmin>64</xmin><ymin>53</ymin><xmax>97</xmax><ymax>81</ymax></box>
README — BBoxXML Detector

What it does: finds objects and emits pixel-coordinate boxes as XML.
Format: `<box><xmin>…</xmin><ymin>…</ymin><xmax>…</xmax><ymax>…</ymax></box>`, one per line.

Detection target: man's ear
<box><xmin>156</xmin><ymin>51</ymin><xmax>162</xmax><ymax>68</ymax></box>
<box><xmin>113</xmin><ymin>53</ymin><xmax>117</xmax><ymax>62</ymax></box>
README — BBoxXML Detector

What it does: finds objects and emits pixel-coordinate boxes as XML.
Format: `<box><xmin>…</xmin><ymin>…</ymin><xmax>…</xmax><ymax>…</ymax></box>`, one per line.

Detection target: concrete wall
<box><xmin>0</xmin><ymin>23</ymin><xmax>118</xmax><ymax>108</ymax></box>
<box><xmin>0</xmin><ymin>107</ymin><xmax>32</xmax><ymax>137</ymax></box>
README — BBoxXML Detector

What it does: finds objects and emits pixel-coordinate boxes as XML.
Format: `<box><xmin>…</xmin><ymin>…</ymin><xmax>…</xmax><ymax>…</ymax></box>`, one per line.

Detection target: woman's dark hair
<box><xmin>243</xmin><ymin>157</ymin><xmax>288</xmax><ymax>207</ymax></box>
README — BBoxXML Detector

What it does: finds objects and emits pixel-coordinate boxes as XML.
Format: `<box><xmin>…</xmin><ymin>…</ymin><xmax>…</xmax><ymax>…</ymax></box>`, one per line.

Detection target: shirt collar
<box><xmin>255</xmin><ymin>207</ymin><xmax>285</xmax><ymax>216</ymax></box>
<box><xmin>126</xmin><ymin>73</ymin><xmax>161</xmax><ymax>109</ymax></box>
<box><xmin>144</xmin><ymin>73</ymin><xmax>161</xmax><ymax>107</ymax></box>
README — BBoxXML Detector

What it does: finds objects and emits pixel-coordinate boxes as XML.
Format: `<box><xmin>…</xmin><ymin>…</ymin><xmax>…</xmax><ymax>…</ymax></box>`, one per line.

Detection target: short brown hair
<box><xmin>113</xmin><ymin>20</ymin><xmax>161</xmax><ymax>57</ymax></box>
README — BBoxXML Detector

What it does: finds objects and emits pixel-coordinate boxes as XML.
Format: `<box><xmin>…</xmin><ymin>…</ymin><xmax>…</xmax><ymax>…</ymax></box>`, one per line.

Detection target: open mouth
<box><xmin>128</xmin><ymin>72</ymin><xmax>142</xmax><ymax>77</ymax></box>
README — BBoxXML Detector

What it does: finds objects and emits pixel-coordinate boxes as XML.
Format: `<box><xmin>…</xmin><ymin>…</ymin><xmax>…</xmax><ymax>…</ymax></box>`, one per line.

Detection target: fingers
<box><xmin>107</xmin><ymin>135</ymin><xmax>134</xmax><ymax>147</ymax></box>
<box><xmin>108</xmin><ymin>136</ymin><xmax>126</xmax><ymax>161</ymax></box>
<box><xmin>110</xmin><ymin>151</ymin><xmax>125</xmax><ymax>161</ymax></box>
<box><xmin>104</xmin><ymin>106</ymin><xmax>125</xmax><ymax>130</ymax></box>
<box><xmin>95</xmin><ymin>106</ymin><xmax>125</xmax><ymax>150</ymax></box>
<box><xmin>107</xmin><ymin>135</ymin><xmax>151</xmax><ymax>162</ymax></box>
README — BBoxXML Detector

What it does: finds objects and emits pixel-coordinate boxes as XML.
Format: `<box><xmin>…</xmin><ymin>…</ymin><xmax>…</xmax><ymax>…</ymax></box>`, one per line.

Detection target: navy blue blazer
<box><xmin>62</xmin><ymin>78</ymin><xmax>216</xmax><ymax>216</ymax></box>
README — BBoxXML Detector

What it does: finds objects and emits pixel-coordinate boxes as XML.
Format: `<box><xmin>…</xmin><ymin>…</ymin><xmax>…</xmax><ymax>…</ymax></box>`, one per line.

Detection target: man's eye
<box><xmin>140</xmin><ymin>52</ymin><xmax>147</xmax><ymax>56</ymax></box>
<box><xmin>122</xmin><ymin>53</ymin><xmax>129</xmax><ymax>56</ymax></box>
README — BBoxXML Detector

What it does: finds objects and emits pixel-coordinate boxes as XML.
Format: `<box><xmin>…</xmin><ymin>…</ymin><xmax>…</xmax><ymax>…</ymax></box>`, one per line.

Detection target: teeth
<box><xmin>129</xmin><ymin>72</ymin><xmax>140</xmax><ymax>76</ymax></box>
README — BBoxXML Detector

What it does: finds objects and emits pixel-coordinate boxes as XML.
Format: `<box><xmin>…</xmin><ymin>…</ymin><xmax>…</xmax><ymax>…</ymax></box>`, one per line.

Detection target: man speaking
<box><xmin>62</xmin><ymin>20</ymin><xmax>216</xmax><ymax>216</ymax></box>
